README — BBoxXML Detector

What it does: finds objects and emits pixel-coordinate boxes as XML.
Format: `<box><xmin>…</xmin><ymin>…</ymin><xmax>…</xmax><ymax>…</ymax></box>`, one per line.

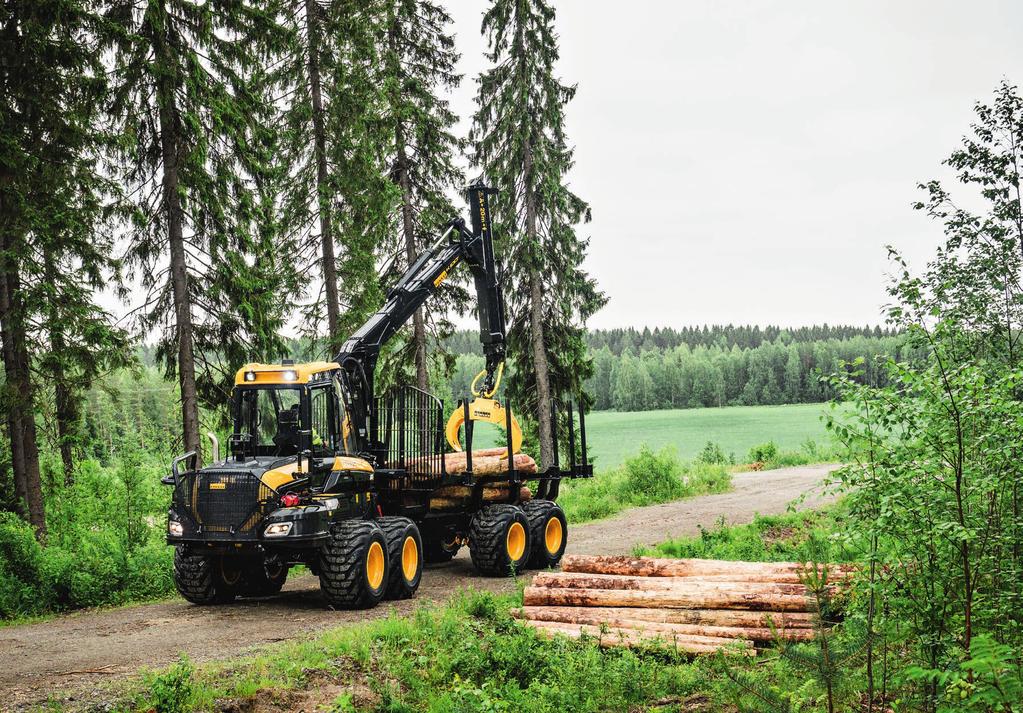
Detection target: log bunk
<box><xmin>514</xmin><ymin>554</ymin><xmax>851</xmax><ymax>654</ymax></box>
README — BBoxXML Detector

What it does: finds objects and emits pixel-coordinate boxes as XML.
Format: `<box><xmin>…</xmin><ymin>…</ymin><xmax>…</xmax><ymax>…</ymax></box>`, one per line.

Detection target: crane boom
<box><xmin>333</xmin><ymin>181</ymin><xmax>507</xmax><ymax>448</ymax></box>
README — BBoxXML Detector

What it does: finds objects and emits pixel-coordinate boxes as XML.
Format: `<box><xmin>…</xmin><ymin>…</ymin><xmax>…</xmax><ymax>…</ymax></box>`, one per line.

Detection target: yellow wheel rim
<box><xmin>544</xmin><ymin>516</ymin><xmax>563</xmax><ymax>555</ymax></box>
<box><xmin>506</xmin><ymin>521</ymin><xmax>526</xmax><ymax>561</ymax></box>
<box><xmin>401</xmin><ymin>535</ymin><xmax>419</xmax><ymax>582</ymax></box>
<box><xmin>366</xmin><ymin>541</ymin><xmax>385</xmax><ymax>590</ymax></box>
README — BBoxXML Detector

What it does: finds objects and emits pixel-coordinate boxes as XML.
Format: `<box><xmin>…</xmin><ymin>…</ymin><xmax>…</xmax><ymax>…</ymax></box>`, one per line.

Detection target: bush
<box><xmin>746</xmin><ymin>441</ymin><xmax>778</xmax><ymax>463</ymax></box>
<box><xmin>623</xmin><ymin>445</ymin><xmax>685</xmax><ymax>501</ymax></box>
<box><xmin>696</xmin><ymin>441</ymin><xmax>730</xmax><ymax>465</ymax></box>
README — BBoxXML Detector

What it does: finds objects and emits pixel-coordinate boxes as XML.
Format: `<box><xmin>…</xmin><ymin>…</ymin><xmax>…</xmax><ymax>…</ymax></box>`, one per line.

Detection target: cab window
<box><xmin>309</xmin><ymin>386</ymin><xmax>334</xmax><ymax>456</ymax></box>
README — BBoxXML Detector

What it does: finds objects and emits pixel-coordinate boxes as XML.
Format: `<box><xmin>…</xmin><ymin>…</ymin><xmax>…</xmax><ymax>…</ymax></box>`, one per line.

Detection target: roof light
<box><xmin>244</xmin><ymin>370</ymin><xmax>256</xmax><ymax>382</ymax></box>
<box><xmin>281</xmin><ymin>369</ymin><xmax>298</xmax><ymax>382</ymax></box>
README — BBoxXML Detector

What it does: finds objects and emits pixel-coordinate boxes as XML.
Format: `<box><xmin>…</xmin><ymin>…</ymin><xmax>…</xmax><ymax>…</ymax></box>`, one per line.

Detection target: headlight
<box><xmin>264</xmin><ymin>522</ymin><xmax>293</xmax><ymax>537</ymax></box>
<box><xmin>168</xmin><ymin>520</ymin><xmax>184</xmax><ymax>536</ymax></box>
<box><xmin>281</xmin><ymin>369</ymin><xmax>298</xmax><ymax>382</ymax></box>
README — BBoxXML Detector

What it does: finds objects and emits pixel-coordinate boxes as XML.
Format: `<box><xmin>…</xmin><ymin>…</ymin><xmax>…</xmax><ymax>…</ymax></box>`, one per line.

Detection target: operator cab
<box><xmin>230</xmin><ymin>361</ymin><xmax>355</xmax><ymax>461</ymax></box>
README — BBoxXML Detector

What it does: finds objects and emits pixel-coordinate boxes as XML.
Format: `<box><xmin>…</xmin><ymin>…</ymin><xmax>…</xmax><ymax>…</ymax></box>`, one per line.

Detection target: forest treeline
<box><xmin>445</xmin><ymin>326</ymin><xmax>906</xmax><ymax>411</ymax></box>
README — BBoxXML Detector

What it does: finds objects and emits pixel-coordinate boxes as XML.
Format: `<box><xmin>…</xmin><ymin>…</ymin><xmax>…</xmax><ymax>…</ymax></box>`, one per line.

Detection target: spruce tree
<box><xmin>275</xmin><ymin>0</ymin><xmax>394</xmax><ymax>354</ymax></box>
<box><xmin>0</xmin><ymin>0</ymin><xmax>127</xmax><ymax>533</ymax></box>
<box><xmin>471</xmin><ymin>0</ymin><xmax>605</xmax><ymax>467</ymax></box>
<box><xmin>379</xmin><ymin>0</ymin><xmax>466</xmax><ymax>392</ymax></box>
<box><xmin>105</xmin><ymin>0</ymin><xmax>282</xmax><ymax>458</ymax></box>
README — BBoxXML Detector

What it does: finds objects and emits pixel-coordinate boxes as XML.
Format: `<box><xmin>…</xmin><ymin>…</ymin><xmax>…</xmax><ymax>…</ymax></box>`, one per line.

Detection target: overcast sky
<box><xmin>444</xmin><ymin>0</ymin><xmax>1023</xmax><ymax>329</ymax></box>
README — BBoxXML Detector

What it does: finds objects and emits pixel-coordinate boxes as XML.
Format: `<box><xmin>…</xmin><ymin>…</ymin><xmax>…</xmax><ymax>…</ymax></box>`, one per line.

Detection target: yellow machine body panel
<box><xmin>234</xmin><ymin>361</ymin><xmax>341</xmax><ymax>386</ymax></box>
<box><xmin>260</xmin><ymin>456</ymin><xmax>374</xmax><ymax>490</ymax></box>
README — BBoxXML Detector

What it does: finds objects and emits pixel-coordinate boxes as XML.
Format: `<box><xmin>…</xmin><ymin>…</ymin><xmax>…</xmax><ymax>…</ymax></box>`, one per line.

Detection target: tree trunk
<box><xmin>524</xmin><ymin>136</ymin><xmax>555</xmax><ymax>468</ymax></box>
<box><xmin>514</xmin><ymin>605</ymin><xmax>815</xmax><ymax>629</ymax></box>
<box><xmin>154</xmin><ymin>12</ymin><xmax>201</xmax><ymax>463</ymax></box>
<box><xmin>43</xmin><ymin>249</ymin><xmax>76</xmax><ymax>482</ymax></box>
<box><xmin>0</xmin><ymin>248</ymin><xmax>46</xmax><ymax>539</ymax></box>
<box><xmin>394</xmin><ymin>122</ymin><xmax>429</xmax><ymax>392</ymax></box>
<box><xmin>522</xmin><ymin>586</ymin><xmax>814</xmax><ymax>612</ymax></box>
<box><xmin>305</xmin><ymin>0</ymin><xmax>341</xmax><ymax>345</ymax></box>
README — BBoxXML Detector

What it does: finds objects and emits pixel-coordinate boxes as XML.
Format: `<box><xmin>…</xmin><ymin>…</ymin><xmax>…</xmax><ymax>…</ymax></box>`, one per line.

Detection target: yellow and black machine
<box><xmin>164</xmin><ymin>181</ymin><xmax>592</xmax><ymax>609</ymax></box>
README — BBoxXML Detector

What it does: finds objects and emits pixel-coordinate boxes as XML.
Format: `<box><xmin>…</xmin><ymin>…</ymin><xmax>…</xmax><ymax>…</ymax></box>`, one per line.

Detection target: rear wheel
<box><xmin>173</xmin><ymin>547</ymin><xmax>239</xmax><ymax>605</ymax></box>
<box><xmin>468</xmin><ymin>504</ymin><xmax>531</xmax><ymax>576</ymax></box>
<box><xmin>318</xmin><ymin>520</ymin><xmax>389</xmax><ymax>609</ymax></box>
<box><xmin>523</xmin><ymin>500</ymin><xmax>568</xmax><ymax>569</ymax></box>
<box><xmin>377</xmin><ymin>517</ymin><xmax>423</xmax><ymax>600</ymax></box>
<box><xmin>238</xmin><ymin>557</ymin><xmax>288</xmax><ymax>598</ymax></box>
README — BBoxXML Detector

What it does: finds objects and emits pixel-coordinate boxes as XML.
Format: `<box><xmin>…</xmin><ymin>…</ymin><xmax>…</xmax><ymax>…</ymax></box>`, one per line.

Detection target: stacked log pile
<box><xmin>428</xmin><ymin>448</ymin><xmax>537</xmax><ymax>510</ymax></box>
<box><xmin>514</xmin><ymin>554</ymin><xmax>850</xmax><ymax>654</ymax></box>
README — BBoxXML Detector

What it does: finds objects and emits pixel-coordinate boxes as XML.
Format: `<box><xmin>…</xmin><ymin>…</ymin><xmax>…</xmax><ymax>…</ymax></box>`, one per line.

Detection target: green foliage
<box><xmin>0</xmin><ymin>455</ymin><xmax>175</xmax><ymax>620</ymax></box>
<box><xmin>696</xmin><ymin>441</ymin><xmax>732</xmax><ymax>465</ymax></box>
<box><xmin>559</xmin><ymin>446</ymin><xmax>731</xmax><ymax>523</ymax></box>
<box><xmin>141</xmin><ymin>656</ymin><xmax>195</xmax><ymax>713</ymax></box>
<box><xmin>747</xmin><ymin>441</ymin><xmax>779</xmax><ymax>463</ymax></box>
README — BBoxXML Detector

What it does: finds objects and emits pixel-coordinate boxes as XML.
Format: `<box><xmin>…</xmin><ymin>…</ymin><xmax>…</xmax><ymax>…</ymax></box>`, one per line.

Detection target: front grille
<box><xmin>174</xmin><ymin>470</ymin><xmax>272</xmax><ymax>533</ymax></box>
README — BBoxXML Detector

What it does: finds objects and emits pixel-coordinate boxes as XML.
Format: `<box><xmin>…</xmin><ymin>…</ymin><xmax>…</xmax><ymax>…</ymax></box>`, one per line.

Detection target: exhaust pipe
<box><xmin>206</xmin><ymin>431</ymin><xmax>220</xmax><ymax>463</ymax></box>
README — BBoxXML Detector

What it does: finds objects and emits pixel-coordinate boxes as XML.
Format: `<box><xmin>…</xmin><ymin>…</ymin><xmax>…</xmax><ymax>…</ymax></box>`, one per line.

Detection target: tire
<box><xmin>468</xmin><ymin>504</ymin><xmax>531</xmax><ymax>576</ymax></box>
<box><xmin>377</xmin><ymin>517</ymin><xmax>423</xmax><ymax>600</ymax></box>
<box><xmin>522</xmin><ymin>500</ymin><xmax>568</xmax><ymax>569</ymax></box>
<box><xmin>318</xmin><ymin>519</ymin><xmax>389</xmax><ymax>609</ymax></box>
<box><xmin>173</xmin><ymin>547</ymin><xmax>240</xmax><ymax>605</ymax></box>
<box><xmin>238</xmin><ymin>557</ymin><xmax>288</xmax><ymax>598</ymax></box>
<box><xmin>423</xmin><ymin>528</ymin><xmax>461</xmax><ymax>564</ymax></box>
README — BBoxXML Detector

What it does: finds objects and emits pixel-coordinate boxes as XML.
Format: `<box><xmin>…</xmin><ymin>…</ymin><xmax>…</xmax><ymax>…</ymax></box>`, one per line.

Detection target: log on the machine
<box><xmin>439</xmin><ymin>452</ymin><xmax>538</xmax><ymax>475</ymax></box>
<box><xmin>429</xmin><ymin>485</ymin><xmax>533</xmax><ymax>511</ymax></box>
<box><xmin>522</xmin><ymin>586</ymin><xmax>814</xmax><ymax>612</ymax></box>
<box><xmin>511</xmin><ymin>606</ymin><xmax>815</xmax><ymax>642</ymax></box>
<box><xmin>560</xmin><ymin>554</ymin><xmax>853</xmax><ymax>580</ymax></box>
<box><xmin>530</xmin><ymin>571</ymin><xmax>819</xmax><ymax>597</ymax></box>
<box><xmin>514</xmin><ymin>604</ymin><xmax>814</xmax><ymax>630</ymax></box>
<box><xmin>522</xmin><ymin>619</ymin><xmax>756</xmax><ymax>654</ymax></box>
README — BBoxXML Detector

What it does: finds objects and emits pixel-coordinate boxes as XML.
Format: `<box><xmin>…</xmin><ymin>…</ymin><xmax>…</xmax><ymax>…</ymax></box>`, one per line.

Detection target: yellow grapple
<box><xmin>444</xmin><ymin>364</ymin><xmax>522</xmax><ymax>456</ymax></box>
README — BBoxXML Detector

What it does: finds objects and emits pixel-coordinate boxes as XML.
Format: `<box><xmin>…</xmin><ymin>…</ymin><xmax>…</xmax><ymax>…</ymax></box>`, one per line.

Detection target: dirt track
<box><xmin>1</xmin><ymin>464</ymin><xmax>836</xmax><ymax>710</ymax></box>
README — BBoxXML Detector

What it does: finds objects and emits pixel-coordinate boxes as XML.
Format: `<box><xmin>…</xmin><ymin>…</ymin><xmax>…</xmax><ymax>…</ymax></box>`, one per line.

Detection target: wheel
<box><xmin>173</xmin><ymin>547</ymin><xmax>240</xmax><ymax>604</ymax></box>
<box><xmin>423</xmin><ymin>528</ymin><xmax>461</xmax><ymax>564</ymax></box>
<box><xmin>237</xmin><ymin>557</ymin><xmax>288</xmax><ymax>598</ymax></box>
<box><xmin>468</xmin><ymin>504</ymin><xmax>531</xmax><ymax>576</ymax></box>
<box><xmin>522</xmin><ymin>500</ymin><xmax>568</xmax><ymax>569</ymax></box>
<box><xmin>377</xmin><ymin>517</ymin><xmax>423</xmax><ymax>600</ymax></box>
<box><xmin>318</xmin><ymin>519</ymin><xmax>389</xmax><ymax>609</ymax></box>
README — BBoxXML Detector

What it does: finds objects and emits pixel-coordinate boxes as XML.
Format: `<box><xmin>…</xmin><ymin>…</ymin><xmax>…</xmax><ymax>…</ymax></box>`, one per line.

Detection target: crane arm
<box><xmin>333</xmin><ymin>182</ymin><xmax>507</xmax><ymax>439</ymax></box>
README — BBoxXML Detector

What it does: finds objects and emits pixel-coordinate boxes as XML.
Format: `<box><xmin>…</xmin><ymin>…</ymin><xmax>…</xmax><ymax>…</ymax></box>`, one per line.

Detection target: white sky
<box><xmin>445</xmin><ymin>0</ymin><xmax>1023</xmax><ymax>329</ymax></box>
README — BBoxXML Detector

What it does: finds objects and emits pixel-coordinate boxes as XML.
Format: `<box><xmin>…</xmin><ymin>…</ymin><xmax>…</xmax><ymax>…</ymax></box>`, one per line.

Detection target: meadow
<box><xmin>582</xmin><ymin>402</ymin><xmax>838</xmax><ymax>469</ymax></box>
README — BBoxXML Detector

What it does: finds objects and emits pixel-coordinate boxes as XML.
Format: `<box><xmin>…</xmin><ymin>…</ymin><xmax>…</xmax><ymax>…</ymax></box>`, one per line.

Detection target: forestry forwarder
<box><xmin>164</xmin><ymin>181</ymin><xmax>592</xmax><ymax>609</ymax></box>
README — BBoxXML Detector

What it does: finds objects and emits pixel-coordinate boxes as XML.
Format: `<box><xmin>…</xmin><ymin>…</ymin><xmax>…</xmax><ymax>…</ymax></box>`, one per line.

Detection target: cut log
<box><xmin>561</xmin><ymin>554</ymin><xmax>854</xmax><ymax>580</ymax></box>
<box><xmin>522</xmin><ymin>619</ymin><xmax>755</xmax><ymax>654</ymax></box>
<box><xmin>512</xmin><ymin>605</ymin><xmax>814</xmax><ymax>629</ymax></box>
<box><xmin>511</xmin><ymin>607</ymin><xmax>815</xmax><ymax>642</ymax></box>
<box><xmin>437</xmin><ymin>452</ymin><xmax>537</xmax><ymax>476</ymax></box>
<box><xmin>522</xmin><ymin>586</ymin><xmax>813</xmax><ymax>612</ymax></box>
<box><xmin>531</xmin><ymin>571</ymin><xmax>816</xmax><ymax>597</ymax></box>
<box><xmin>428</xmin><ymin>485</ymin><xmax>533</xmax><ymax>511</ymax></box>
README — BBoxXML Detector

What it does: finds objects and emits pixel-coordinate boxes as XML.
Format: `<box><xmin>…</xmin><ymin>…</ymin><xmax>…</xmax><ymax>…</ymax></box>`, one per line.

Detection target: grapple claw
<box><xmin>445</xmin><ymin>397</ymin><xmax>523</xmax><ymax>456</ymax></box>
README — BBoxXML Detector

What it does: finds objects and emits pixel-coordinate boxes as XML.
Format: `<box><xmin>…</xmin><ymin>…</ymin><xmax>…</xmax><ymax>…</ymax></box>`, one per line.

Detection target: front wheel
<box><xmin>173</xmin><ymin>547</ymin><xmax>240</xmax><ymax>605</ymax></box>
<box><xmin>318</xmin><ymin>520</ymin><xmax>389</xmax><ymax>609</ymax></box>
<box><xmin>468</xmin><ymin>505</ymin><xmax>531</xmax><ymax>576</ymax></box>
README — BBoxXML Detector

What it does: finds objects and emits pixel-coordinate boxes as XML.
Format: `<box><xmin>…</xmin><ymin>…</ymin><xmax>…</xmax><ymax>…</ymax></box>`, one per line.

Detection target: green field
<box><xmin>582</xmin><ymin>403</ymin><xmax>837</xmax><ymax>469</ymax></box>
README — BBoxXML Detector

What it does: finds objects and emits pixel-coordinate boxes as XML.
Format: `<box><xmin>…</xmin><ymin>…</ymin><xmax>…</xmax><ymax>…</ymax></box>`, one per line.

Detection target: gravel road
<box><xmin>1</xmin><ymin>464</ymin><xmax>836</xmax><ymax>710</ymax></box>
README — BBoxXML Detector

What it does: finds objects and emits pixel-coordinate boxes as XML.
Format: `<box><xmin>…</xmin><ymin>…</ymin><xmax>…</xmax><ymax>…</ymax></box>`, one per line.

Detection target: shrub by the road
<box><xmin>559</xmin><ymin>445</ymin><xmax>731</xmax><ymax>523</ymax></box>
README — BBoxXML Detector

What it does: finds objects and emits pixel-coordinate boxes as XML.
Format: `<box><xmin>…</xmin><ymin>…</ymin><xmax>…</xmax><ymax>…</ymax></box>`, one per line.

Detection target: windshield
<box><xmin>236</xmin><ymin>387</ymin><xmax>303</xmax><ymax>457</ymax></box>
